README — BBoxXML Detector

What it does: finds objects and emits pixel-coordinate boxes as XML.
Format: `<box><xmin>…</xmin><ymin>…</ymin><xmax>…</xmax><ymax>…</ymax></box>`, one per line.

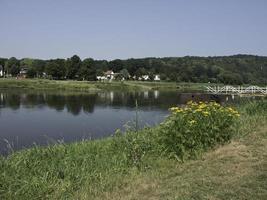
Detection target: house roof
<box><xmin>104</xmin><ymin>70</ymin><xmax>114</xmax><ymax>75</ymax></box>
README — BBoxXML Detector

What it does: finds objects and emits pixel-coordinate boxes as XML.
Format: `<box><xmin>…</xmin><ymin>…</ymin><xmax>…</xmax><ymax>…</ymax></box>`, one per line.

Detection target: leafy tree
<box><xmin>218</xmin><ymin>72</ymin><xmax>243</xmax><ymax>85</ymax></box>
<box><xmin>135</xmin><ymin>68</ymin><xmax>147</xmax><ymax>78</ymax></box>
<box><xmin>0</xmin><ymin>58</ymin><xmax>7</xmax><ymax>68</ymax></box>
<box><xmin>10</xmin><ymin>65</ymin><xmax>20</xmax><ymax>76</ymax></box>
<box><xmin>120</xmin><ymin>69</ymin><xmax>130</xmax><ymax>79</ymax></box>
<box><xmin>5</xmin><ymin>57</ymin><xmax>19</xmax><ymax>76</ymax></box>
<box><xmin>66</xmin><ymin>55</ymin><xmax>81</xmax><ymax>79</ymax></box>
<box><xmin>79</xmin><ymin>58</ymin><xmax>96</xmax><ymax>81</ymax></box>
<box><xmin>32</xmin><ymin>59</ymin><xmax>46</xmax><ymax>77</ymax></box>
<box><xmin>109</xmin><ymin>59</ymin><xmax>124</xmax><ymax>72</ymax></box>
<box><xmin>160</xmin><ymin>73</ymin><xmax>167</xmax><ymax>81</ymax></box>
<box><xmin>20</xmin><ymin>58</ymin><xmax>34</xmax><ymax>68</ymax></box>
<box><xmin>26</xmin><ymin>67</ymin><xmax>37</xmax><ymax>78</ymax></box>
<box><xmin>45</xmin><ymin>60</ymin><xmax>66</xmax><ymax>79</ymax></box>
<box><xmin>148</xmin><ymin>72</ymin><xmax>155</xmax><ymax>81</ymax></box>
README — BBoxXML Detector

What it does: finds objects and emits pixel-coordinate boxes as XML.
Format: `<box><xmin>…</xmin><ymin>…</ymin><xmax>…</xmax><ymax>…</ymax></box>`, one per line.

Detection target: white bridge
<box><xmin>206</xmin><ymin>85</ymin><xmax>267</xmax><ymax>95</ymax></box>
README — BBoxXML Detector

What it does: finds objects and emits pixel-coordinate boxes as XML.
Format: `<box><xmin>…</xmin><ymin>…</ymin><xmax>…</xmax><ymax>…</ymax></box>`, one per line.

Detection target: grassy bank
<box><xmin>0</xmin><ymin>78</ymin><xmax>210</xmax><ymax>92</ymax></box>
<box><xmin>0</xmin><ymin>101</ymin><xmax>266</xmax><ymax>199</ymax></box>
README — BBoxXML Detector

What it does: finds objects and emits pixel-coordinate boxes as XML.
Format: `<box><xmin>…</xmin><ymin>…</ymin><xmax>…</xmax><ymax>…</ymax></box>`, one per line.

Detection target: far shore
<box><xmin>0</xmin><ymin>78</ymin><xmax>213</xmax><ymax>92</ymax></box>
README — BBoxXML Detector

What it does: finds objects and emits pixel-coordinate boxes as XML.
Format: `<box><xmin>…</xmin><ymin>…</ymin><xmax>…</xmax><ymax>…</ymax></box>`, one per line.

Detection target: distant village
<box><xmin>0</xmin><ymin>64</ymin><xmax>161</xmax><ymax>81</ymax></box>
<box><xmin>96</xmin><ymin>70</ymin><xmax>160</xmax><ymax>81</ymax></box>
<box><xmin>1</xmin><ymin>55</ymin><xmax>266</xmax><ymax>84</ymax></box>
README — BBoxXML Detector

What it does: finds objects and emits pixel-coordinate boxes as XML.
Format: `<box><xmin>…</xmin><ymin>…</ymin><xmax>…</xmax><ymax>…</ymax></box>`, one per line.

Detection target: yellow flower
<box><xmin>211</xmin><ymin>102</ymin><xmax>220</xmax><ymax>107</ymax></box>
<box><xmin>202</xmin><ymin>111</ymin><xmax>210</xmax><ymax>116</ymax></box>
<box><xmin>170</xmin><ymin>107</ymin><xmax>183</xmax><ymax>113</ymax></box>
<box><xmin>189</xmin><ymin>120</ymin><xmax>197</xmax><ymax>125</ymax></box>
<box><xmin>175</xmin><ymin>109</ymin><xmax>183</xmax><ymax>113</ymax></box>
<box><xmin>198</xmin><ymin>104</ymin><xmax>207</xmax><ymax>109</ymax></box>
<box><xmin>187</xmin><ymin>100</ymin><xmax>193</xmax><ymax>105</ymax></box>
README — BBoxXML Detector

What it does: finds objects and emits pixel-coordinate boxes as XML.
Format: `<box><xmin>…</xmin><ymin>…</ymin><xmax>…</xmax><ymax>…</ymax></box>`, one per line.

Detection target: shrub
<box><xmin>156</xmin><ymin>101</ymin><xmax>240</xmax><ymax>160</ymax></box>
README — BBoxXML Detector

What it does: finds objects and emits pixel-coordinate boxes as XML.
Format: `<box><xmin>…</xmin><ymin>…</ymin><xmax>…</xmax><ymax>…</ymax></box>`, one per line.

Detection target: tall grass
<box><xmin>0</xmin><ymin>100</ymin><xmax>266</xmax><ymax>199</ymax></box>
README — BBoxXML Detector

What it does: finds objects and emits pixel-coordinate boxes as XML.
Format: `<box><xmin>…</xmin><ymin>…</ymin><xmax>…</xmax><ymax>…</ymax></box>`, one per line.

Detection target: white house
<box><xmin>96</xmin><ymin>75</ymin><xmax>107</xmax><ymax>81</ymax></box>
<box><xmin>105</xmin><ymin>70</ymin><xmax>115</xmax><ymax>80</ymax></box>
<box><xmin>19</xmin><ymin>67</ymin><xmax>28</xmax><ymax>78</ymax></box>
<box><xmin>96</xmin><ymin>70</ymin><xmax>115</xmax><ymax>81</ymax></box>
<box><xmin>138</xmin><ymin>75</ymin><xmax>150</xmax><ymax>81</ymax></box>
<box><xmin>0</xmin><ymin>65</ymin><xmax>3</xmax><ymax>77</ymax></box>
<box><xmin>138</xmin><ymin>74</ymin><xmax>160</xmax><ymax>81</ymax></box>
<box><xmin>154</xmin><ymin>74</ymin><xmax>160</xmax><ymax>81</ymax></box>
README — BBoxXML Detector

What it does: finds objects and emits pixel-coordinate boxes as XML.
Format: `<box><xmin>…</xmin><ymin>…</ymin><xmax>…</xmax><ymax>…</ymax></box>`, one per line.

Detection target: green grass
<box><xmin>0</xmin><ymin>78</ymin><xmax>213</xmax><ymax>92</ymax></box>
<box><xmin>0</xmin><ymin>101</ymin><xmax>266</xmax><ymax>199</ymax></box>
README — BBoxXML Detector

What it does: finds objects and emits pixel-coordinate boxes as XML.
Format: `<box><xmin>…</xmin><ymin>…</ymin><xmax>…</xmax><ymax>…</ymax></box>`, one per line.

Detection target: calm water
<box><xmin>0</xmin><ymin>89</ymin><xmax>254</xmax><ymax>155</ymax></box>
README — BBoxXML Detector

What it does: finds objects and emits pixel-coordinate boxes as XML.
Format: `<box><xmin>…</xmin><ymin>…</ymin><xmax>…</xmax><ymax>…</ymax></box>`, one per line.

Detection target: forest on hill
<box><xmin>0</xmin><ymin>54</ymin><xmax>266</xmax><ymax>85</ymax></box>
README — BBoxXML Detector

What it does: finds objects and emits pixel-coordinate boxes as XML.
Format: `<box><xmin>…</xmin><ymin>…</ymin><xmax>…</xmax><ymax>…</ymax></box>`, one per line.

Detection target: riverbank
<box><xmin>0</xmin><ymin>100</ymin><xmax>266</xmax><ymax>199</ymax></box>
<box><xmin>0</xmin><ymin>78</ymin><xmax>211</xmax><ymax>92</ymax></box>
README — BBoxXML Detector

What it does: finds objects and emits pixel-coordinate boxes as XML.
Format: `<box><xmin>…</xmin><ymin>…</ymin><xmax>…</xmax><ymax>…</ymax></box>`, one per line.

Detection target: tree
<box><xmin>45</xmin><ymin>60</ymin><xmax>66</xmax><ymax>79</ymax></box>
<box><xmin>66</xmin><ymin>55</ymin><xmax>81</xmax><ymax>79</ymax></box>
<box><xmin>20</xmin><ymin>58</ymin><xmax>34</xmax><ymax>68</ymax></box>
<box><xmin>120</xmin><ymin>69</ymin><xmax>130</xmax><ymax>79</ymax></box>
<box><xmin>10</xmin><ymin>65</ymin><xmax>20</xmax><ymax>76</ymax></box>
<box><xmin>78</xmin><ymin>58</ymin><xmax>96</xmax><ymax>81</ymax></box>
<box><xmin>135</xmin><ymin>68</ymin><xmax>147</xmax><ymax>79</ymax></box>
<box><xmin>26</xmin><ymin>67</ymin><xmax>37</xmax><ymax>78</ymax></box>
<box><xmin>218</xmin><ymin>72</ymin><xmax>243</xmax><ymax>85</ymax></box>
<box><xmin>0</xmin><ymin>58</ymin><xmax>7</xmax><ymax>68</ymax></box>
<box><xmin>5</xmin><ymin>57</ymin><xmax>19</xmax><ymax>76</ymax></box>
<box><xmin>109</xmin><ymin>59</ymin><xmax>123</xmax><ymax>72</ymax></box>
<box><xmin>32</xmin><ymin>59</ymin><xmax>46</xmax><ymax>77</ymax></box>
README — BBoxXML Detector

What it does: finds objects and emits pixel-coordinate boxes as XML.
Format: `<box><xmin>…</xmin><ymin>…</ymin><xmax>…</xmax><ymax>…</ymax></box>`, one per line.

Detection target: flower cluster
<box><xmin>170</xmin><ymin>101</ymin><xmax>240</xmax><ymax>120</ymax></box>
<box><xmin>158</xmin><ymin>101</ymin><xmax>240</xmax><ymax>160</ymax></box>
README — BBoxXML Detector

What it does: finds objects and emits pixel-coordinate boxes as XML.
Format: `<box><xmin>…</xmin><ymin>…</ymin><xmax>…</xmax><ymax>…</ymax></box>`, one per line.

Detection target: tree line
<box><xmin>0</xmin><ymin>54</ymin><xmax>266</xmax><ymax>85</ymax></box>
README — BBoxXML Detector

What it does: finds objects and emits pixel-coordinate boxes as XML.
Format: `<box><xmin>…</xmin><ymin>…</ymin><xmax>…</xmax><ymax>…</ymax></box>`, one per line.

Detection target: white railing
<box><xmin>206</xmin><ymin>85</ymin><xmax>267</xmax><ymax>95</ymax></box>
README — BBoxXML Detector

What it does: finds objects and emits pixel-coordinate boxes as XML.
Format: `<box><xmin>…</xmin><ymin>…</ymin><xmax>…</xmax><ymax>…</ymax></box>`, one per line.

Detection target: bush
<box><xmin>156</xmin><ymin>101</ymin><xmax>240</xmax><ymax>160</ymax></box>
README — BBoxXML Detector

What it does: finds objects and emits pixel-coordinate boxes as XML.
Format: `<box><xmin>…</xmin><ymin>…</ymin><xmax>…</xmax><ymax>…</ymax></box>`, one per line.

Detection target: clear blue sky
<box><xmin>0</xmin><ymin>0</ymin><xmax>267</xmax><ymax>60</ymax></box>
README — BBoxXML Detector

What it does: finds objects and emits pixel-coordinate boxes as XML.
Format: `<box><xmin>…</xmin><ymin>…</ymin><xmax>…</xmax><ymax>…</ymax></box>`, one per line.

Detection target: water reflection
<box><xmin>0</xmin><ymin>90</ymin><xmax>243</xmax><ymax>115</ymax></box>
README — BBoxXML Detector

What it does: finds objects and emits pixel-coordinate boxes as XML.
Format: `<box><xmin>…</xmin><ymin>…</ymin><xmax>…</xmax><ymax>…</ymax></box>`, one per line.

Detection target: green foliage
<box><xmin>5</xmin><ymin>57</ymin><xmax>19</xmax><ymax>75</ymax></box>
<box><xmin>120</xmin><ymin>68</ymin><xmax>130</xmax><ymax>79</ymax></box>
<box><xmin>157</xmin><ymin>102</ymin><xmax>240</xmax><ymax>160</ymax></box>
<box><xmin>26</xmin><ymin>67</ymin><xmax>37</xmax><ymax>78</ymax></box>
<box><xmin>218</xmin><ymin>71</ymin><xmax>243</xmax><ymax>84</ymax></box>
<box><xmin>1</xmin><ymin>55</ymin><xmax>267</xmax><ymax>83</ymax></box>
<box><xmin>9</xmin><ymin>65</ymin><xmax>20</xmax><ymax>76</ymax></box>
<box><xmin>45</xmin><ymin>60</ymin><xmax>66</xmax><ymax>79</ymax></box>
<box><xmin>78</xmin><ymin>58</ymin><xmax>96</xmax><ymax>81</ymax></box>
<box><xmin>66</xmin><ymin>55</ymin><xmax>81</xmax><ymax>79</ymax></box>
<box><xmin>32</xmin><ymin>59</ymin><xmax>46</xmax><ymax>77</ymax></box>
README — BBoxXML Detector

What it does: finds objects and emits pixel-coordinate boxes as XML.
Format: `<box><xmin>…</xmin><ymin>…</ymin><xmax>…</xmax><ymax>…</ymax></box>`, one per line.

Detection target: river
<box><xmin>0</xmin><ymin>89</ymin><xmax>257</xmax><ymax>155</ymax></box>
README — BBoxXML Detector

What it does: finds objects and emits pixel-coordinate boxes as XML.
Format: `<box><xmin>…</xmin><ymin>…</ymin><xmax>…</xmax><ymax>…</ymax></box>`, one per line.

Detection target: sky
<box><xmin>0</xmin><ymin>0</ymin><xmax>267</xmax><ymax>60</ymax></box>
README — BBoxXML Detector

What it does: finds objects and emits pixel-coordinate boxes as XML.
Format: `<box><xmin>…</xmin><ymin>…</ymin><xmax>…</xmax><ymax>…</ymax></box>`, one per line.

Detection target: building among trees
<box><xmin>0</xmin><ymin>54</ymin><xmax>266</xmax><ymax>84</ymax></box>
<box><xmin>0</xmin><ymin>65</ymin><xmax>4</xmax><ymax>77</ymax></box>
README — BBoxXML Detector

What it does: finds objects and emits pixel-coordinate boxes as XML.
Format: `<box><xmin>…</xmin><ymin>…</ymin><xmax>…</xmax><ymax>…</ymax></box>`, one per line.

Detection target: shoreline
<box><xmin>0</xmin><ymin>78</ymin><xmax>210</xmax><ymax>92</ymax></box>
